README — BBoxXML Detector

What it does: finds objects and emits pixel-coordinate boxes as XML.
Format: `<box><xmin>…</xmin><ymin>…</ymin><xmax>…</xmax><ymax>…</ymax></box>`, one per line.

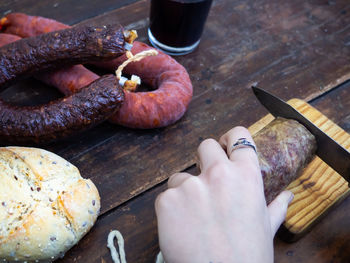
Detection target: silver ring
<box><xmin>230</xmin><ymin>138</ymin><xmax>257</xmax><ymax>154</ymax></box>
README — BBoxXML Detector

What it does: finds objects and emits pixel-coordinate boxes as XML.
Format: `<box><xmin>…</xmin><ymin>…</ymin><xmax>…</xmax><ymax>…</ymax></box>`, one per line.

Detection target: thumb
<box><xmin>267</xmin><ymin>190</ymin><xmax>294</xmax><ymax>236</ymax></box>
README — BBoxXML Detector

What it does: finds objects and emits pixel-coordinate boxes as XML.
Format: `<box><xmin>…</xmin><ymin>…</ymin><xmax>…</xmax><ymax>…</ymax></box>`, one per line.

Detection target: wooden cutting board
<box><xmin>248</xmin><ymin>98</ymin><xmax>350</xmax><ymax>242</ymax></box>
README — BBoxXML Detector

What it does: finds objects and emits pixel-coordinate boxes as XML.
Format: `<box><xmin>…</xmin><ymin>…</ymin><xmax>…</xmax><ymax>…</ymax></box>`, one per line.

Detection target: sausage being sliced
<box><xmin>253</xmin><ymin>117</ymin><xmax>317</xmax><ymax>204</ymax></box>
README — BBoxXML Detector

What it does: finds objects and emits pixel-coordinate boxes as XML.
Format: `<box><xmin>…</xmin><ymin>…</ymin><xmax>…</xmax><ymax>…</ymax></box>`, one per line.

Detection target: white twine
<box><xmin>115</xmin><ymin>49</ymin><xmax>158</xmax><ymax>81</ymax></box>
<box><xmin>107</xmin><ymin>229</ymin><xmax>165</xmax><ymax>263</ymax></box>
<box><xmin>107</xmin><ymin>230</ymin><xmax>127</xmax><ymax>263</ymax></box>
<box><xmin>155</xmin><ymin>251</ymin><xmax>165</xmax><ymax>263</ymax></box>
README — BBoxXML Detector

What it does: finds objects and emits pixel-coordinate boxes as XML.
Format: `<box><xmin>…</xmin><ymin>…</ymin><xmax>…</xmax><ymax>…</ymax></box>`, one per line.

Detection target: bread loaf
<box><xmin>0</xmin><ymin>147</ymin><xmax>100</xmax><ymax>262</ymax></box>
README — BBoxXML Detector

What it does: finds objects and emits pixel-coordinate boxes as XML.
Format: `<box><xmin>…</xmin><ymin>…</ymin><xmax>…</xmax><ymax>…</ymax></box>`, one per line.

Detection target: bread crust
<box><xmin>0</xmin><ymin>147</ymin><xmax>100</xmax><ymax>262</ymax></box>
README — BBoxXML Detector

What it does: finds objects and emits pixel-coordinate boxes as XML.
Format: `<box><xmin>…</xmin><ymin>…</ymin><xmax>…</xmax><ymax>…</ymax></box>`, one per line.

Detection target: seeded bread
<box><xmin>0</xmin><ymin>147</ymin><xmax>101</xmax><ymax>262</ymax></box>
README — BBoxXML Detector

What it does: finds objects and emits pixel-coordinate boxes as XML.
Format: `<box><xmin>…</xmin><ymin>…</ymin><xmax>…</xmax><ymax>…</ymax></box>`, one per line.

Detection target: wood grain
<box><xmin>1</xmin><ymin>1</ymin><xmax>350</xmax><ymax>261</ymax></box>
<box><xmin>0</xmin><ymin>0</ymin><xmax>138</xmax><ymax>25</ymax></box>
<box><xmin>59</xmin><ymin>0</ymin><xmax>350</xmax><ymax>214</ymax></box>
<box><xmin>2</xmin><ymin>0</ymin><xmax>350</xmax><ymax>216</ymax></box>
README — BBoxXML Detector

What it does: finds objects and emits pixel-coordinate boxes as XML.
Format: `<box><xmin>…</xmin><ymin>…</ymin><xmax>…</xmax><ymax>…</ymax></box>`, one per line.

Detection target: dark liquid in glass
<box><xmin>149</xmin><ymin>0</ymin><xmax>213</xmax><ymax>48</ymax></box>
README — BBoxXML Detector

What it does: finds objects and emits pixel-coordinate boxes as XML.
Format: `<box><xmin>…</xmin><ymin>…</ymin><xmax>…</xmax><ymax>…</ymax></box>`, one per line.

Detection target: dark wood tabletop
<box><xmin>1</xmin><ymin>0</ymin><xmax>350</xmax><ymax>262</ymax></box>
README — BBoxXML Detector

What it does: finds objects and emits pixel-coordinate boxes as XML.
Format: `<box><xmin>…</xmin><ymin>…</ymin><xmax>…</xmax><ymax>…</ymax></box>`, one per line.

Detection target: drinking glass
<box><xmin>148</xmin><ymin>0</ymin><xmax>213</xmax><ymax>55</ymax></box>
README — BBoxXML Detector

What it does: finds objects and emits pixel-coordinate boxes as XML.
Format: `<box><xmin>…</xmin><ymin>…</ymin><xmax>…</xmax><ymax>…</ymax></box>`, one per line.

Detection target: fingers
<box><xmin>168</xmin><ymin>172</ymin><xmax>192</xmax><ymax>188</ymax></box>
<box><xmin>197</xmin><ymin>138</ymin><xmax>228</xmax><ymax>172</ymax></box>
<box><xmin>219</xmin><ymin>126</ymin><xmax>259</xmax><ymax>166</ymax></box>
<box><xmin>268</xmin><ymin>190</ymin><xmax>294</xmax><ymax>236</ymax></box>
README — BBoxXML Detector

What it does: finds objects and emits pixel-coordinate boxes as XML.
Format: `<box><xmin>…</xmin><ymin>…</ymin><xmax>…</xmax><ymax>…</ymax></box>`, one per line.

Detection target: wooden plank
<box><xmin>0</xmin><ymin>0</ymin><xmax>139</xmax><ymax>25</ymax></box>
<box><xmin>57</xmin><ymin>81</ymin><xmax>350</xmax><ymax>263</ymax></box>
<box><xmin>2</xmin><ymin>0</ymin><xmax>350</xmax><ymax>215</ymax></box>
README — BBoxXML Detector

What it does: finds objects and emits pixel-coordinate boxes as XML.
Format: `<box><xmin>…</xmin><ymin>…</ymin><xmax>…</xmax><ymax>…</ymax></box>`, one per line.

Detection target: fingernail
<box><xmin>288</xmin><ymin>191</ymin><xmax>294</xmax><ymax>204</ymax></box>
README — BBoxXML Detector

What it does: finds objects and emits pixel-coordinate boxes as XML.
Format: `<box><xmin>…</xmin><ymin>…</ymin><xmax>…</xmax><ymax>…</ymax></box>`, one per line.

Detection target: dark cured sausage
<box><xmin>0</xmin><ymin>14</ymin><xmax>99</xmax><ymax>95</ymax></box>
<box><xmin>1</xmin><ymin>13</ymin><xmax>193</xmax><ymax>129</ymax></box>
<box><xmin>0</xmin><ymin>25</ymin><xmax>126</xmax><ymax>144</ymax></box>
<box><xmin>253</xmin><ymin>117</ymin><xmax>317</xmax><ymax>204</ymax></box>
<box><xmin>0</xmin><ymin>74</ymin><xmax>124</xmax><ymax>145</ymax></box>
<box><xmin>0</xmin><ymin>33</ymin><xmax>100</xmax><ymax>95</ymax></box>
<box><xmin>0</xmin><ymin>24</ymin><xmax>125</xmax><ymax>88</ymax></box>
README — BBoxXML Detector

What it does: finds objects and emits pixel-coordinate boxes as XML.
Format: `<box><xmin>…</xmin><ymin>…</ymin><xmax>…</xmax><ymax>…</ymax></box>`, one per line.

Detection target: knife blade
<box><xmin>252</xmin><ymin>86</ymin><xmax>350</xmax><ymax>182</ymax></box>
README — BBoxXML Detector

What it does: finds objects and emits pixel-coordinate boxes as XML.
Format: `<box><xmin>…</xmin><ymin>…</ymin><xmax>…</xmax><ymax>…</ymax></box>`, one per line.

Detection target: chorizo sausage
<box><xmin>0</xmin><ymin>24</ymin><xmax>125</xmax><ymax>88</ymax></box>
<box><xmin>0</xmin><ymin>32</ymin><xmax>21</xmax><ymax>44</ymax></box>
<box><xmin>0</xmin><ymin>12</ymin><xmax>69</xmax><ymax>36</ymax></box>
<box><xmin>0</xmin><ymin>74</ymin><xmax>124</xmax><ymax>145</ymax></box>
<box><xmin>253</xmin><ymin>117</ymin><xmax>317</xmax><ymax>204</ymax></box>
<box><xmin>1</xmin><ymin>13</ymin><xmax>193</xmax><ymax>129</ymax></box>
<box><xmin>94</xmin><ymin>42</ymin><xmax>193</xmax><ymax>128</ymax></box>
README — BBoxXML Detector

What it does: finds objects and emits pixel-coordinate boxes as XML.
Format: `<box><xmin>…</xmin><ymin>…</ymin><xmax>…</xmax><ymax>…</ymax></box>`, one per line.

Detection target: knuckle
<box><xmin>181</xmin><ymin>176</ymin><xmax>207</xmax><ymax>198</ymax></box>
<box><xmin>155</xmin><ymin>189</ymin><xmax>177</xmax><ymax>211</ymax></box>
<box><xmin>199</xmin><ymin>138</ymin><xmax>217</xmax><ymax>149</ymax></box>
<box><xmin>177</xmin><ymin>175</ymin><xmax>201</xmax><ymax>193</ymax></box>
<box><xmin>183</xmin><ymin>175</ymin><xmax>201</xmax><ymax>187</ymax></box>
<box><xmin>231</xmin><ymin>126</ymin><xmax>250</xmax><ymax>134</ymax></box>
<box><xmin>205</xmin><ymin>161</ymin><xmax>231</xmax><ymax>184</ymax></box>
<box><xmin>168</xmin><ymin>172</ymin><xmax>184</xmax><ymax>184</ymax></box>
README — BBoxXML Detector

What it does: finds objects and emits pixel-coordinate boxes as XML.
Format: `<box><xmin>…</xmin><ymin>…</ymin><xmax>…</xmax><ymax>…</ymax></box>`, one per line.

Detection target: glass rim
<box><xmin>148</xmin><ymin>28</ymin><xmax>200</xmax><ymax>55</ymax></box>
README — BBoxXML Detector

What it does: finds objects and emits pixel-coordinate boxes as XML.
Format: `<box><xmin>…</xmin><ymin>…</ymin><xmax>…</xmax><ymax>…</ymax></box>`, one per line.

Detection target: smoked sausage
<box><xmin>0</xmin><ymin>74</ymin><xmax>124</xmax><ymax>145</ymax></box>
<box><xmin>1</xmin><ymin>13</ymin><xmax>193</xmax><ymax>129</ymax></box>
<box><xmin>0</xmin><ymin>24</ymin><xmax>125</xmax><ymax>88</ymax></box>
<box><xmin>0</xmin><ymin>25</ymin><xmax>127</xmax><ymax>144</ymax></box>
<box><xmin>0</xmin><ymin>33</ymin><xmax>100</xmax><ymax>95</ymax></box>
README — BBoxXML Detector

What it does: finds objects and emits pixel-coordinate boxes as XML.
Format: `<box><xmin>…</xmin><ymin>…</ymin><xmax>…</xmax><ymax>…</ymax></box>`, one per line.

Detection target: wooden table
<box><xmin>1</xmin><ymin>0</ymin><xmax>350</xmax><ymax>262</ymax></box>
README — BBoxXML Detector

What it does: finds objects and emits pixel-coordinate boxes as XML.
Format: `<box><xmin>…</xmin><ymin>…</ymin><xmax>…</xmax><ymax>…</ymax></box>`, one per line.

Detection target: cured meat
<box><xmin>0</xmin><ymin>24</ymin><xmax>125</xmax><ymax>88</ymax></box>
<box><xmin>1</xmin><ymin>13</ymin><xmax>193</xmax><ymax>129</ymax></box>
<box><xmin>253</xmin><ymin>117</ymin><xmax>317</xmax><ymax>204</ymax></box>
<box><xmin>0</xmin><ymin>33</ymin><xmax>99</xmax><ymax>95</ymax></box>
<box><xmin>0</xmin><ymin>25</ymin><xmax>127</xmax><ymax>144</ymax></box>
<box><xmin>0</xmin><ymin>75</ymin><xmax>124</xmax><ymax>145</ymax></box>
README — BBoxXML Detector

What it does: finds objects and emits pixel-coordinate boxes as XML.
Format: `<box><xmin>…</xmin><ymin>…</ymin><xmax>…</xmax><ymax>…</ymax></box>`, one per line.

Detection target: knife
<box><xmin>252</xmin><ymin>86</ymin><xmax>350</xmax><ymax>182</ymax></box>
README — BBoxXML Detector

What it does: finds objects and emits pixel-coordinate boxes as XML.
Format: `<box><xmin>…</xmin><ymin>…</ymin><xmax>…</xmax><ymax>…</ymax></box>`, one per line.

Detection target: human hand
<box><xmin>155</xmin><ymin>127</ymin><xmax>294</xmax><ymax>263</ymax></box>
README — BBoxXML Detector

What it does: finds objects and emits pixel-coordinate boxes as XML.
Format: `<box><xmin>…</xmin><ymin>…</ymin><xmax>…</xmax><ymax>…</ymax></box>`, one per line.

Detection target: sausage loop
<box><xmin>115</xmin><ymin>49</ymin><xmax>158</xmax><ymax>91</ymax></box>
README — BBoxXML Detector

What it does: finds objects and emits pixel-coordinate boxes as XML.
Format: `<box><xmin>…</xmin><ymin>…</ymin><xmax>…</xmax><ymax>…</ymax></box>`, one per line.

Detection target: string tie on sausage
<box><xmin>0</xmin><ymin>17</ymin><xmax>9</xmax><ymax>31</ymax></box>
<box><xmin>115</xmin><ymin>49</ymin><xmax>158</xmax><ymax>91</ymax></box>
<box><xmin>123</xmin><ymin>30</ymin><xmax>138</xmax><ymax>51</ymax></box>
